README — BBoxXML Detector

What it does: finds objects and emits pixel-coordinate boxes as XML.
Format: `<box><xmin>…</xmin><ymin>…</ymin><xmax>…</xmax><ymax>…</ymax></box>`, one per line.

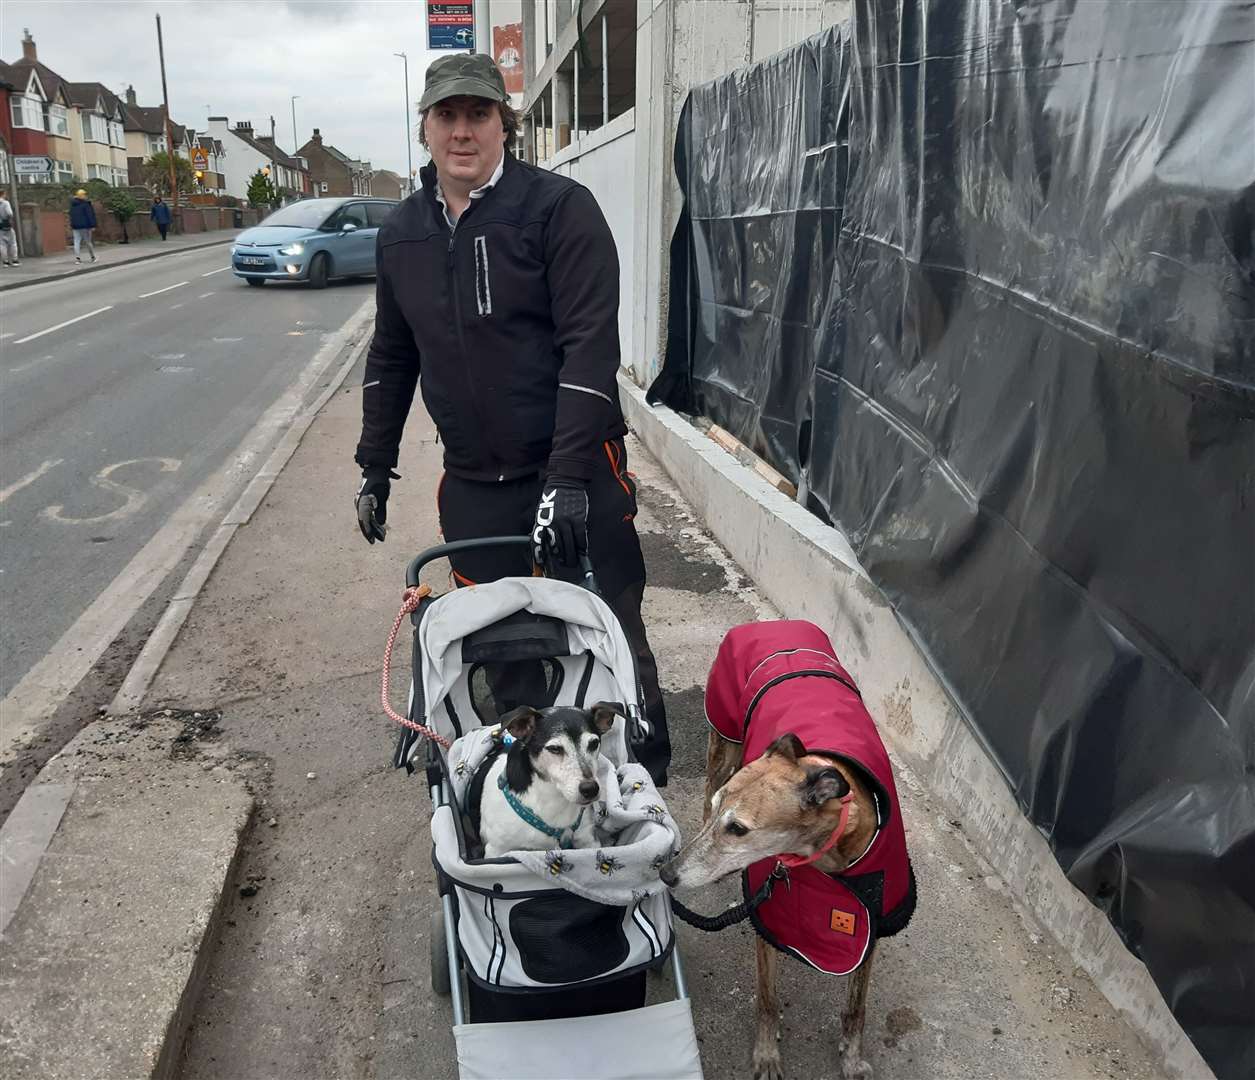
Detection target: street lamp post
<box><xmin>394</xmin><ymin>51</ymin><xmax>414</xmax><ymax>195</ymax></box>
<box><xmin>290</xmin><ymin>95</ymin><xmax>300</xmax><ymax>154</ymax></box>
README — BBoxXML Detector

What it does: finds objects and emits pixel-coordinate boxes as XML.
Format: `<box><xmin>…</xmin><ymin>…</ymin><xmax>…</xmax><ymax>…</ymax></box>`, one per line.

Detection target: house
<box><xmin>65</xmin><ymin>80</ymin><xmax>128</xmax><ymax>186</ymax></box>
<box><xmin>2</xmin><ymin>32</ymin><xmax>76</xmax><ymax>186</ymax></box>
<box><xmin>206</xmin><ymin>116</ymin><xmax>309</xmax><ymax>204</ymax></box>
<box><xmin>254</xmin><ymin>134</ymin><xmax>310</xmax><ymax>196</ymax></box>
<box><xmin>193</xmin><ymin>133</ymin><xmax>227</xmax><ymax>194</ymax></box>
<box><xmin>369</xmin><ymin>168</ymin><xmax>407</xmax><ymax>200</ymax></box>
<box><xmin>122</xmin><ymin>85</ymin><xmax>194</xmax><ymax>187</ymax></box>
<box><xmin>296</xmin><ymin>129</ymin><xmax>371</xmax><ymax>197</ymax></box>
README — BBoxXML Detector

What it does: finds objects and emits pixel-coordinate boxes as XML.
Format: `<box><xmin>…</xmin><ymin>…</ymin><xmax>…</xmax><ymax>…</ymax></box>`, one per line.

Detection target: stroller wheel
<box><xmin>430</xmin><ymin>908</ymin><xmax>451</xmax><ymax>996</ymax></box>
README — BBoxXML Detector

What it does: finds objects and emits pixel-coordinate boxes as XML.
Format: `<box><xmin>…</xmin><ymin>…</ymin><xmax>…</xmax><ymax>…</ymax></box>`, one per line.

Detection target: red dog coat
<box><xmin>705</xmin><ymin>620</ymin><xmax>916</xmax><ymax>974</ymax></box>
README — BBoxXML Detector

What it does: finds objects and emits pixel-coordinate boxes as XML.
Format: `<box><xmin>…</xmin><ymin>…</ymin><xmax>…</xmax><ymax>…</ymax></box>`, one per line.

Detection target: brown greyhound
<box><xmin>661</xmin><ymin>729</ymin><xmax>883</xmax><ymax>1080</ymax></box>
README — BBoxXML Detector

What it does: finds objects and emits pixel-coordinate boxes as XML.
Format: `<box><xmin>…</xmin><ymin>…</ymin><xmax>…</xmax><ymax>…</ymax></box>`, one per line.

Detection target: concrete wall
<box><xmin>547</xmin><ymin>109</ymin><xmax>637</xmax><ymax>374</ymax></box>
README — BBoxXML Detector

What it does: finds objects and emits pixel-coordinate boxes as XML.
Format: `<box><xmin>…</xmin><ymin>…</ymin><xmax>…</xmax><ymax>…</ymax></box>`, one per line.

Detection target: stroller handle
<box><xmin>405</xmin><ymin>535</ymin><xmax>601</xmax><ymax>596</ymax></box>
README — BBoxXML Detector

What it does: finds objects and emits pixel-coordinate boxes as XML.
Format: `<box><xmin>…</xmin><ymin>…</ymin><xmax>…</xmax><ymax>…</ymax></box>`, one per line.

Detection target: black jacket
<box><xmin>355</xmin><ymin>153</ymin><xmax>627</xmax><ymax>483</ymax></box>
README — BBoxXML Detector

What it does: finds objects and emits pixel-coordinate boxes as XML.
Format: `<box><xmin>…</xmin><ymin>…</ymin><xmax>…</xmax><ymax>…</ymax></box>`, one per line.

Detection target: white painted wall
<box><xmin>547</xmin><ymin>110</ymin><xmax>637</xmax><ymax>371</ymax></box>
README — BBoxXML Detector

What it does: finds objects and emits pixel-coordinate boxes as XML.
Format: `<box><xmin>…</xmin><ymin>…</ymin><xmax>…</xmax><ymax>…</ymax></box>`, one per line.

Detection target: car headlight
<box><xmin>277</xmin><ymin>243</ymin><xmax>304</xmax><ymax>256</ymax></box>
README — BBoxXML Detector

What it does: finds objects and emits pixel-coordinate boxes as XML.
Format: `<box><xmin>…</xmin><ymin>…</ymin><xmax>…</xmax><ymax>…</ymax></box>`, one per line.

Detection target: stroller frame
<box><xmin>403</xmin><ymin>538</ymin><xmax>695</xmax><ymax>1041</ymax></box>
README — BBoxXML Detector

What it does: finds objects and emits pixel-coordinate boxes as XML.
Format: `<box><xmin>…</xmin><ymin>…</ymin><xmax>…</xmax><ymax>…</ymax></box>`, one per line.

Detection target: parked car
<box><xmin>231</xmin><ymin>197</ymin><xmax>400</xmax><ymax>288</ymax></box>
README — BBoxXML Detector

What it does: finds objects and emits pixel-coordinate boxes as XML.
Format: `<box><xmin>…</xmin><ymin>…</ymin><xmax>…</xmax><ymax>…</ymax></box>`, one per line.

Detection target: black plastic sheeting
<box><xmin>650</xmin><ymin>3</ymin><xmax>1255</xmax><ymax>1076</ymax></box>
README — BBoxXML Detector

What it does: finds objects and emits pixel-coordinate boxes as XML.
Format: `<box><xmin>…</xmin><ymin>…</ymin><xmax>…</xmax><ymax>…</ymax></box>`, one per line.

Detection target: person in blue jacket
<box><xmin>69</xmin><ymin>189</ymin><xmax>97</xmax><ymax>263</ymax></box>
<box><xmin>150</xmin><ymin>196</ymin><xmax>172</xmax><ymax>240</ymax></box>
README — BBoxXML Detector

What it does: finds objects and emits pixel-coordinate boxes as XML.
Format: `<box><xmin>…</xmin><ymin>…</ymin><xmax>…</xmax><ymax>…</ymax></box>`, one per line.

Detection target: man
<box><xmin>150</xmin><ymin>195</ymin><xmax>172</xmax><ymax>240</ymax></box>
<box><xmin>0</xmin><ymin>193</ymin><xmax>17</xmax><ymax>266</ymax></box>
<box><xmin>69</xmin><ymin>189</ymin><xmax>96</xmax><ymax>263</ymax></box>
<box><xmin>354</xmin><ymin>54</ymin><xmax>671</xmax><ymax>784</ymax></box>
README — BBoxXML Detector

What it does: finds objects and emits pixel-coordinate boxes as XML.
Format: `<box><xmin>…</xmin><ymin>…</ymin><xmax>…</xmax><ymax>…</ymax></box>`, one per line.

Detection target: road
<box><xmin>0</xmin><ymin>240</ymin><xmax>374</xmax><ymax>800</ymax></box>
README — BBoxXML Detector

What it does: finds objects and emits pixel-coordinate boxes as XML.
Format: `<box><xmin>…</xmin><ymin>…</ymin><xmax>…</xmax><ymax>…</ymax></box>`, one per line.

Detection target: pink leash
<box><xmin>381</xmin><ymin>584</ymin><xmax>452</xmax><ymax>750</ymax></box>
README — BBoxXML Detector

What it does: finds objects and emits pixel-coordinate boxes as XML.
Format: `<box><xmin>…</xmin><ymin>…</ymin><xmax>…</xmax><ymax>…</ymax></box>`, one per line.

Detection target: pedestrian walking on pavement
<box><xmin>69</xmin><ymin>189</ymin><xmax>97</xmax><ymax>263</ymax></box>
<box><xmin>0</xmin><ymin>194</ymin><xmax>18</xmax><ymax>266</ymax></box>
<box><xmin>354</xmin><ymin>53</ymin><xmax>672</xmax><ymax>785</ymax></box>
<box><xmin>150</xmin><ymin>195</ymin><xmax>172</xmax><ymax>240</ymax></box>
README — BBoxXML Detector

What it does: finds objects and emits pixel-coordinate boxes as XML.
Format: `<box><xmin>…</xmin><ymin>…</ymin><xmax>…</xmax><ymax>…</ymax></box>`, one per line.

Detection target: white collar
<box><xmin>436</xmin><ymin>152</ymin><xmax>505</xmax><ymax>227</ymax></box>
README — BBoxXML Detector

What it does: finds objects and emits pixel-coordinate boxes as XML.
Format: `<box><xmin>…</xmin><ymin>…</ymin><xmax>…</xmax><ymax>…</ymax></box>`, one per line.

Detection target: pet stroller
<box><xmin>389</xmin><ymin>537</ymin><xmax>703</xmax><ymax>1080</ymax></box>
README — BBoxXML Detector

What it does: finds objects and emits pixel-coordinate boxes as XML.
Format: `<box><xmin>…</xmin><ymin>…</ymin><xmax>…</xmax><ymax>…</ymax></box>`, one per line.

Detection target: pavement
<box><xmin>0</xmin><ymin>334</ymin><xmax>1173</xmax><ymax>1078</ymax></box>
<box><xmin>0</xmin><ymin>231</ymin><xmax>240</xmax><ymax>291</ymax></box>
<box><xmin>0</xmin><ymin>238</ymin><xmax>377</xmax><ymax>822</ymax></box>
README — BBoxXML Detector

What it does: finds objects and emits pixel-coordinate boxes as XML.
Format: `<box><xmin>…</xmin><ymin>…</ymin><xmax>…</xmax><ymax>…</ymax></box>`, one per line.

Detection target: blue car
<box><xmin>231</xmin><ymin>197</ymin><xmax>400</xmax><ymax>288</ymax></box>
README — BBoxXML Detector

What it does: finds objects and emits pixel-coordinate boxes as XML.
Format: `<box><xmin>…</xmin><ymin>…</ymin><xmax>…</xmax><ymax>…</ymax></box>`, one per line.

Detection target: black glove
<box><xmin>356</xmin><ymin>466</ymin><xmax>399</xmax><ymax>544</ymax></box>
<box><xmin>531</xmin><ymin>477</ymin><xmax>589</xmax><ymax>571</ymax></box>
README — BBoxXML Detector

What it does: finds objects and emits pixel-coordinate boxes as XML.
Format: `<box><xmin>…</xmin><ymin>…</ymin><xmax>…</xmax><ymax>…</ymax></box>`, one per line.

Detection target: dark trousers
<box><xmin>157</xmin><ymin>224</ymin><xmax>168</xmax><ymax>240</ymax></box>
<box><xmin>437</xmin><ymin>437</ymin><xmax>670</xmax><ymax>784</ymax></box>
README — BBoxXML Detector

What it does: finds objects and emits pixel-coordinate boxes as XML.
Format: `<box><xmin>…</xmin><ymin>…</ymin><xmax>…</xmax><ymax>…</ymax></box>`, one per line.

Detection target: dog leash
<box><xmin>669</xmin><ymin>792</ymin><xmax>854</xmax><ymax>932</ymax></box>
<box><xmin>381</xmin><ymin>584</ymin><xmax>452</xmax><ymax>750</ymax></box>
<box><xmin>669</xmin><ymin>862</ymin><xmax>788</xmax><ymax>932</ymax></box>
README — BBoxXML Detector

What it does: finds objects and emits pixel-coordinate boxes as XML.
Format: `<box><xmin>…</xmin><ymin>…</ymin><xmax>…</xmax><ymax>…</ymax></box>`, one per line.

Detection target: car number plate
<box><xmin>240</xmin><ymin>256</ymin><xmax>267</xmax><ymax>266</ymax></box>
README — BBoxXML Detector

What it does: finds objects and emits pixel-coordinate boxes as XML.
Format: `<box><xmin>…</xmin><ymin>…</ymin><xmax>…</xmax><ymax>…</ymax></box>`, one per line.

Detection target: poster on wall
<box><xmin>427</xmin><ymin>0</ymin><xmax>474</xmax><ymax>50</ymax></box>
<box><xmin>493</xmin><ymin>23</ymin><xmax>524</xmax><ymax>93</ymax></box>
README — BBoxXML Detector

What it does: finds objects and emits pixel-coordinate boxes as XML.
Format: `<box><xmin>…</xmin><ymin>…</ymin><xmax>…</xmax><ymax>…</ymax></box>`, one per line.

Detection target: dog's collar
<box><xmin>496</xmin><ymin>774</ymin><xmax>585</xmax><ymax>849</ymax></box>
<box><xmin>777</xmin><ymin>791</ymin><xmax>854</xmax><ymax>871</ymax></box>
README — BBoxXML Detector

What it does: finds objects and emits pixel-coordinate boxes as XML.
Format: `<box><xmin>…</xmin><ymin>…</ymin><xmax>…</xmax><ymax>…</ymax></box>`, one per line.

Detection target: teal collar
<box><xmin>497</xmin><ymin>774</ymin><xmax>585</xmax><ymax>849</ymax></box>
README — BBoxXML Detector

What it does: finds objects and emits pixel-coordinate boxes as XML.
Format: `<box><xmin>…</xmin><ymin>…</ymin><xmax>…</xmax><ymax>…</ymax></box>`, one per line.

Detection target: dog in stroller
<box><xmin>474</xmin><ymin>703</ymin><xmax>623</xmax><ymax>857</ymax></box>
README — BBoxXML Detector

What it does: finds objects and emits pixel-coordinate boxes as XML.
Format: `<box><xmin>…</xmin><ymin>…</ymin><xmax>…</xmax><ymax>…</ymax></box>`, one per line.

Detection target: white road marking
<box><xmin>8</xmin><ymin>354</ymin><xmax>56</xmax><ymax>376</ymax></box>
<box><xmin>201</xmin><ymin>266</ymin><xmax>231</xmax><ymax>277</ymax></box>
<box><xmin>137</xmin><ymin>280</ymin><xmax>188</xmax><ymax>299</ymax></box>
<box><xmin>199</xmin><ymin>292</ymin><xmax>215</xmax><ymax>298</ymax></box>
<box><xmin>212</xmin><ymin>337</ymin><xmax>242</xmax><ymax>343</ymax></box>
<box><xmin>170</xmin><ymin>303</ymin><xmax>184</xmax><ymax>310</ymax></box>
<box><xmin>0</xmin><ymin>459</ymin><xmax>63</xmax><ymax>505</ymax></box>
<box><xmin>0</xmin><ymin>297</ymin><xmax>376</xmax><ymax>767</ymax></box>
<box><xmin>42</xmin><ymin>458</ymin><xmax>181</xmax><ymax>525</ymax></box>
<box><xmin>13</xmin><ymin>306</ymin><xmax>113</xmax><ymax>345</ymax></box>
<box><xmin>0</xmin><ymin>332</ymin><xmax>14</xmax><ymax>340</ymax></box>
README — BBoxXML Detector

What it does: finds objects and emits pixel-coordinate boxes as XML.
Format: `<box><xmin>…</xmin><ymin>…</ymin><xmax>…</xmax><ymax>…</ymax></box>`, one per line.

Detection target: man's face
<box><xmin>424</xmin><ymin>95</ymin><xmax>504</xmax><ymax>189</ymax></box>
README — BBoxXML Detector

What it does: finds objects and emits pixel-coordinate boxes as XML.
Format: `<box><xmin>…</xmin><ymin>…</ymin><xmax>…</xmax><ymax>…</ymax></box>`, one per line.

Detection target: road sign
<box><xmin>14</xmin><ymin>156</ymin><xmax>53</xmax><ymax>175</ymax></box>
<box><xmin>427</xmin><ymin>0</ymin><xmax>473</xmax><ymax>50</ymax></box>
<box><xmin>190</xmin><ymin>147</ymin><xmax>209</xmax><ymax>171</ymax></box>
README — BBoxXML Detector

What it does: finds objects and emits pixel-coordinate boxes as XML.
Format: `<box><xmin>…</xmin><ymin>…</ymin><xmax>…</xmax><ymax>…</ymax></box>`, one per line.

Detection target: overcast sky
<box><xmin>3</xmin><ymin>0</ymin><xmax>446</xmax><ymax>176</ymax></box>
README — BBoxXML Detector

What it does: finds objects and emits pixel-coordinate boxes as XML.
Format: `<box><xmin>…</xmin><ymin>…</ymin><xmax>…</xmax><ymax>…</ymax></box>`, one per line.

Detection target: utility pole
<box><xmin>269</xmin><ymin>115</ymin><xmax>279</xmax><ymax>204</ymax></box>
<box><xmin>290</xmin><ymin>95</ymin><xmax>300</xmax><ymax>154</ymax></box>
<box><xmin>394</xmin><ymin>51</ymin><xmax>413</xmax><ymax>195</ymax></box>
<box><xmin>155</xmin><ymin>13</ymin><xmax>177</xmax><ymax>206</ymax></box>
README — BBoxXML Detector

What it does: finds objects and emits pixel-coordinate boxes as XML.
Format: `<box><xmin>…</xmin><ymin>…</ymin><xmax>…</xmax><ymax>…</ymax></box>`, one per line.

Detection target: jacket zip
<box><xmin>445</xmin><ymin>200</ymin><xmax>505</xmax><ymax>481</ymax></box>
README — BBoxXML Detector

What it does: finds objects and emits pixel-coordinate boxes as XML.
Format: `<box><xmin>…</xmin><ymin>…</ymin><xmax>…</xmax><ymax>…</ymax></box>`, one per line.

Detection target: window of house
<box><xmin>10</xmin><ymin>94</ymin><xmax>44</xmax><ymax>130</ymax></box>
<box><xmin>82</xmin><ymin>112</ymin><xmax>109</xmax><ymax>143</ymax></box>
<box><xmin>109</xmin><ymin>120</ymin><xmax>126</xmax><ymax>148</ymax></box>
<box><xmin>112</xmin><ymin>167</ymin><xmax>127</xmax><ymax>186</ymax></box>
<box><xmin>146</xmin><ymin>134</ymin><xmax>167</xmax><ymax>156</ymax></box>
<box><xmin>55</xmin><ymin>160</ymin><xmax>74</xmax><ymax>183</ymax></box>
<box><xmin>46</xmin><ymin>103</ymin><xmax>69</xmax><ymax>137</ymax></box>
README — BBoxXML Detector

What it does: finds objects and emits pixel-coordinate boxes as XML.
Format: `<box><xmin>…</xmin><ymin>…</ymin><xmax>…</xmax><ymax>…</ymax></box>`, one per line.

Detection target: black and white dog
<box><xmin>478</xmin><ymin>703</ymin><xmax>620</xmax><ymax>857</ymax></box>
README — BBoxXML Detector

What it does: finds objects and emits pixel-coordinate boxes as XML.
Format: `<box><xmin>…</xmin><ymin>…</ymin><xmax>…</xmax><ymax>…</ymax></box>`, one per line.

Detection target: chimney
<box><xmin>235</xmin><ymin>121</ymin><xmax>252</xmax><ymax>133</ymax></box>
<box><xmin>125</xmin><ymin>84</ymin><xmax>137</xmax><ymax>107</ymax></box>
<box><xmin>21</xmin><ymin>28</ymin><xmax>36</xmax><ymax>61</ymax></box>
<box><xmin>311</xmin><ymin>128</ymin><xmax>322</xmax><ymax>144</ymax></box>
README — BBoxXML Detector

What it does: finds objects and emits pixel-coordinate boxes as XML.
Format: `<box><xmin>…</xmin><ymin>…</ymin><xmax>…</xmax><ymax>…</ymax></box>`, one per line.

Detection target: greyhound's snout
<box><xmin>659</xmin><ymin>859</ymin><xmax>679</xmax><ymax>888</ymax></box>
<box><xmin>578</xmin><ymin>779</ymin><xmax>600</xmax><ymax>801</ymax></box>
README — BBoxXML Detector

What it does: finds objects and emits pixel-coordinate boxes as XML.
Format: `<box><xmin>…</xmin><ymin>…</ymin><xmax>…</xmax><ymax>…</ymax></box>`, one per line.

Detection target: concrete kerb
<box><xmin>617</xmin><ymin>372</ymin><xmax>1214</xmax><ymax>1080</ymax></box>
<box><xmin>0</xmin><ymin>235</ymin><xmax>236</xmax><ymax>292</ymax></box>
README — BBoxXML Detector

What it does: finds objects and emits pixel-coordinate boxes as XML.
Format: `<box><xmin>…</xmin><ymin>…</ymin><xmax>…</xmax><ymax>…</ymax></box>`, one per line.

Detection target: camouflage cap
<box><xmin>418</xmin><ymin>53</ymin><xmax>508</xmax><ymax>110</ymax></box>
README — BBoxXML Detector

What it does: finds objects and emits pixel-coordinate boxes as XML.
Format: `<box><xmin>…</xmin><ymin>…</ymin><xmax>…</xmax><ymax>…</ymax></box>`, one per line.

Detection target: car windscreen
<box><xmin>259</xmin><ymin>201</ymin><xmax>337</xmax><ymax>229</ymax></box>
